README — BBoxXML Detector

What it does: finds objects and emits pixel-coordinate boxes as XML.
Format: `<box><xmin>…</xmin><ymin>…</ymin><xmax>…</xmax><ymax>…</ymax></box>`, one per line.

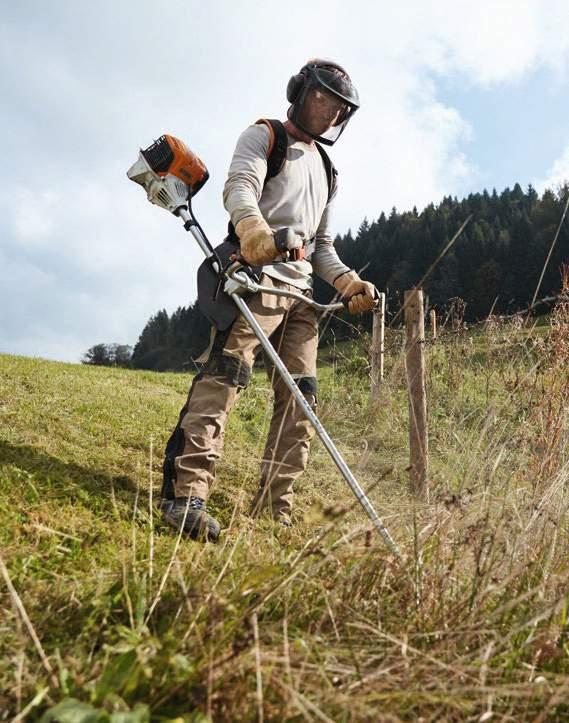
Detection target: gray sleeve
<box><xmin>310</xmin><ymin>188</ymin><xmax>350</xmax><ymax>285</ymax></box>
<box><xmin>222</xmin><ymin>124</ymin><xmax>271</xmax><ymax>227</ymax></box>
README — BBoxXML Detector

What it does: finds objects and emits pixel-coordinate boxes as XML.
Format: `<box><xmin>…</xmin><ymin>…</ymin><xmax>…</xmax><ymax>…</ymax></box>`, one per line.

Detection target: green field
<box><xmin>1</xmin><ymin>312</ymin><xmax>568</xmax><ymax>721</ymax></box>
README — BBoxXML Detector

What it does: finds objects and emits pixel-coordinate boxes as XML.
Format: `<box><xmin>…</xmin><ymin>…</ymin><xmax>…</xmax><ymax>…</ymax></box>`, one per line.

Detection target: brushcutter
<box><xmin>127</xmin><ymin>134</ymin><xmax>400</xmax><ymax>557</ymax></box>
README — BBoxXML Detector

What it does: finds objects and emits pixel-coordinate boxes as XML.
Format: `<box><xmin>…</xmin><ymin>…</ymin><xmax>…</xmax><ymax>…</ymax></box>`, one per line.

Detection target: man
<box><xmin>161</xmin><ymin>59</ymin><xmax>376</xmax><ymax>541</ymax></box>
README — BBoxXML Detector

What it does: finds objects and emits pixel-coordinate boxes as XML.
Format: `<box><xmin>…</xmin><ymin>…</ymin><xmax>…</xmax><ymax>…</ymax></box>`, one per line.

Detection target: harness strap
<box><xmin>314</xmin><ymin>142</ymin><xmax>338</xmax><ymax>202</ymax></box>
<box><xmin>255</xmin><ymin>118</ymin><xmax>289</xmax><ymax>184</ymax></box>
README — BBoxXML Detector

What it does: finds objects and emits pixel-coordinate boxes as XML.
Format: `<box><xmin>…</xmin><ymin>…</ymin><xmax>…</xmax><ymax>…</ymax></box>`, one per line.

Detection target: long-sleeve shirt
<box><xmin>222</xmin><ymin>123</ymin><xmax>349</xmax><ymax>290</ymax></box>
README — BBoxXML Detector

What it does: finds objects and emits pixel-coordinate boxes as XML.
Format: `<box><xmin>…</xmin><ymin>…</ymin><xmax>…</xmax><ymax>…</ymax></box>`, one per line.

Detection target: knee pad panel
<box><xmin>297</xmin><ymin>376</ymin><xmax>317</xmax><ymax>406</ymax></box>
<box><xmin>204</xmin><ymin>353</ymin><xmax>251</xmax><ymax>388</ymax></box>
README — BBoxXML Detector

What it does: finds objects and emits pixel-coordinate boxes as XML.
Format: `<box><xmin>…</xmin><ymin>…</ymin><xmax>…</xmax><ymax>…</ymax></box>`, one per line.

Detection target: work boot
<box><xmin>160</xmin><ymin>496</ymin><xmax>220</xmax><ymax>543</ymax></box>
<box><xmin>275</xmin><ymin>511</ymin><xmax>292</xmax><ymax>528</ymax></box>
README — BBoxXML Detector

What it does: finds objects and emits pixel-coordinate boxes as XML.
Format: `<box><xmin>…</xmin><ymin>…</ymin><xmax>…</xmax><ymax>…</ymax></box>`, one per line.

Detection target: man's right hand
<box><xmin>235</xmin><ymin>216</ymin><xmax>279</xmax><ymax>266</ymax></box>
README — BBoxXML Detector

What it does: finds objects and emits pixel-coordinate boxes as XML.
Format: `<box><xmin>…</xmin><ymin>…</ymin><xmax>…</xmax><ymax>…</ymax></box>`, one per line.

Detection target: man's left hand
<box><xmin>334</xmin><ymin>270</ymin><xmax>376</xmax><ymax>314</ymax></box>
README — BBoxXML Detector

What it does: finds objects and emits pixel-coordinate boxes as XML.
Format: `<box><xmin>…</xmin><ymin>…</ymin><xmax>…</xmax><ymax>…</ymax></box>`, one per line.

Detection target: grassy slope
<box><xmin>1</xmin><ymin>318</ymin><xmax>568</xmax><ymax>721</ymax></box>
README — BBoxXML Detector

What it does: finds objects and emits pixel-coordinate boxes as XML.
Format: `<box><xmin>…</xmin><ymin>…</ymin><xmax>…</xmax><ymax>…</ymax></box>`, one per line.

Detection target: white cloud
<box><xmin>422</xmin><ymin>1</ymin><xmax>541</xmax><ymax>85</ymax></box>
<box><xmin>0</xmin><ymin>173</ymin><xmax>205</xmax><ymax>362</ymax></box>
<box><xmin>535</xmin><ymin>144</ymin><xmax>569</xmax><ymax>193</ymax></box>
<box><xmin>2</xmin><ymin>0</ymin><xmax>569</xmax><ymax>362</ymax></box>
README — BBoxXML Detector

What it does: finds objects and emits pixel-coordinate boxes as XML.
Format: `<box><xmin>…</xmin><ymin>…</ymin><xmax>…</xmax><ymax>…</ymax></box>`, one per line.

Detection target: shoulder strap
<box><xmin>255</xmin><ymin>118</ymin><xmax>288</xmax><ymax>184</ymax></box>
<box><xmin>227</xmin><ymin>119</ymin><xmax>287</xmax><ymax>241</ymax></box>
<box><xmin>315</xmin><ymin>142</ymin><xmax>338</xmax><ymax>204</ymax></box>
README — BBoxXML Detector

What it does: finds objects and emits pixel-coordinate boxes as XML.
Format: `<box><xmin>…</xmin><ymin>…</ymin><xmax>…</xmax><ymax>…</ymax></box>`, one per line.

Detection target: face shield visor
<box><xmin>288</xmin><ymin>65</ymin><xmax>360</xmax><ymax>145</ymax></box>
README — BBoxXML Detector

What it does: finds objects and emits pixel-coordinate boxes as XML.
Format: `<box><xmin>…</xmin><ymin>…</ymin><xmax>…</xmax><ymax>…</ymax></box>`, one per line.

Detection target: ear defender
<box><xmin>286</xmin><ymin>72</ymin><xmax>306</xmax><ymax>103</ymax></box>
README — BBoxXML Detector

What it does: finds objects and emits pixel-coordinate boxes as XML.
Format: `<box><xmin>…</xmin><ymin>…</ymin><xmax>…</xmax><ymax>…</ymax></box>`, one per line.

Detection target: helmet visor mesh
<box><xmin>293</xmin><ymin>86</ymin><xmax>355</xmax><ymax>144</ymax></box>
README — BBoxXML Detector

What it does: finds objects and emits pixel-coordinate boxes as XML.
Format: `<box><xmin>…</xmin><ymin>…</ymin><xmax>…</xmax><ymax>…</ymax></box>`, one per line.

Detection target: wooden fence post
<box><xmin>370</xmin><ymin>292</ymin><xmax>386</xmax><ymax>402</ymax></box>
<box><xmin>430</xmin><ymin>309</ymin><xmax>437</xmax><ymax>339</ymax></box>
<box><xmin>404</xmin><ymin>290</ymin><xmax>428</xmax><ymax>495</ymax></box>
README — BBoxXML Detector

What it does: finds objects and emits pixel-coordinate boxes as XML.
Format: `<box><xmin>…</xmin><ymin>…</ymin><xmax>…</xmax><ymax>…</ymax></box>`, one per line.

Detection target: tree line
<box><xmin>83</xmin><ymin>183</ymin><xmax>569</xmax><ymax>371</ymax></box>
<box><xmin>81</xmin><ymin>343</ymin><xmax>133</xmax><ymax>368</ymax></box>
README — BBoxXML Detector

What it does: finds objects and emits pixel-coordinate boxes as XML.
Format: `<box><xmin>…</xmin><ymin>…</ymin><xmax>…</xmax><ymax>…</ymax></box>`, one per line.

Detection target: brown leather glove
<box><xmin>334</xmin><ymin>270</ymin><xmax>376</xmax><ymax>314</ymax></box>
<box><xmin>235</xmin><ymin>216</ymin><xmax>279</xmax><ymax>265</ymax></box>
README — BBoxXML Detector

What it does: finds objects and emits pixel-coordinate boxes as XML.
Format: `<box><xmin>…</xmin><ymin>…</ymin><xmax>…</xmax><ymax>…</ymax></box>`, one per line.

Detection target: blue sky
<box><xmin>1</xmin><ymin>0</ymin><xmax>568</xmax><ymax>362</ymax></box>
<box><xmin>439</xmin><ymin>67</ymin><xmax>568</xmax><ymax>194</ymax></box>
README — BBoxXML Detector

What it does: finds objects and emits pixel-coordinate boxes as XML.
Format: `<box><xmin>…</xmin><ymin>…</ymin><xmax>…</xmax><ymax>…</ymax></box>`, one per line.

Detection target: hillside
<box><xmin>1</xmin><ymin>310</ymin><xmax>568</xmax><ymax>720</ymax></box>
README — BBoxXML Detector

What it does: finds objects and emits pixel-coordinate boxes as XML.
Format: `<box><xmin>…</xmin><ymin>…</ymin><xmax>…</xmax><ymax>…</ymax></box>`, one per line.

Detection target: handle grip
<box><xmin>273</xmin><ymin>227</ymin><xmax>298</xmax><ymax>253</ymax></box>
<box><xmin>226</xmin><ymin>253</ymin><xmax>259</xmax><ymax>282</ymax></box>
<box><xmin>341</xmin><ymin>287</ymin><xmax>382</xmax><ymax>311</ymax></box>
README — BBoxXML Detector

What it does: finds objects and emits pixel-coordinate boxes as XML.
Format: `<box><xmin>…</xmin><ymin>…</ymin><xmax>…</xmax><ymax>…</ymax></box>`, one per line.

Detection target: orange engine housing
<box><xmin>142</xmin><ymin>134</ymin><xmax>209</xmax><ymax>198</ymax></box>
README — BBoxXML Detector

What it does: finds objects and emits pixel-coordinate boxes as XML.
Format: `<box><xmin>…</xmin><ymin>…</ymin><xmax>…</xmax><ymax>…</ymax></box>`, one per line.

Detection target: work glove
<box><xmin>235</xmin><ymin>216</ymin><xmax>279</xmax><ymax>266</ymax></box>
<box><xmin>334</xmin><ymin>270</ymin><xmax>376</xmax><ymax>314</ymax></box>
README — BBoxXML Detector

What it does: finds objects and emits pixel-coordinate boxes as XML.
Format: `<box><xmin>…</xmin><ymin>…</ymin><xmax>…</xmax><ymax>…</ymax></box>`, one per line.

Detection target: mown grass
<box><xmin>1</xmin><ymin>304</ymin><xmax>568</xmax><ymax>721</ymax></box>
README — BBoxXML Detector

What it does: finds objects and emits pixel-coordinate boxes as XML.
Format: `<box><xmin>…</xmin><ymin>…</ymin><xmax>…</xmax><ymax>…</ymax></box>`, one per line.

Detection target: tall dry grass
<box><xmin>1</xmin><ymin>296</ymin><xmax>568</xmax><ymax>720</ymax></box>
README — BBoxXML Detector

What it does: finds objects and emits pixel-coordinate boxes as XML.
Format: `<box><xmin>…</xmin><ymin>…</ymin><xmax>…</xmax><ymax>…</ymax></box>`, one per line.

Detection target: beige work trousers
<box><xmin>174</xmin><ymin>275</ymin><xmax>318</xmax><ymax>521</ymax></box>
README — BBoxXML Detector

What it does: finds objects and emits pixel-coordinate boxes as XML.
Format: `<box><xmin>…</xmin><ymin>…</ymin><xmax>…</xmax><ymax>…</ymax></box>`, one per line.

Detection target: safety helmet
<box><xmin>286</xmin><ymin>59</ymin><xmax>360</xmax><ymax>146</ymax></box>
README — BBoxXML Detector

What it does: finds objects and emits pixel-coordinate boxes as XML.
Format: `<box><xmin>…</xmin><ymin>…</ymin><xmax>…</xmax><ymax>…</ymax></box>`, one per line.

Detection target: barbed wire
<box><xmin>318</xmin><ymin>286</ymin><xmax>569</xmax><ymax>357</ymax></box>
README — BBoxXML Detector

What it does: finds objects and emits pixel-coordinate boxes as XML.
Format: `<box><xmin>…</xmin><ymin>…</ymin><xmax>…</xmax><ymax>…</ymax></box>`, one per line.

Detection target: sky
<box><xmin>1</xmin><ymin>0</ymin><xmax>568</xmax><ymax>363</ymax></box>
